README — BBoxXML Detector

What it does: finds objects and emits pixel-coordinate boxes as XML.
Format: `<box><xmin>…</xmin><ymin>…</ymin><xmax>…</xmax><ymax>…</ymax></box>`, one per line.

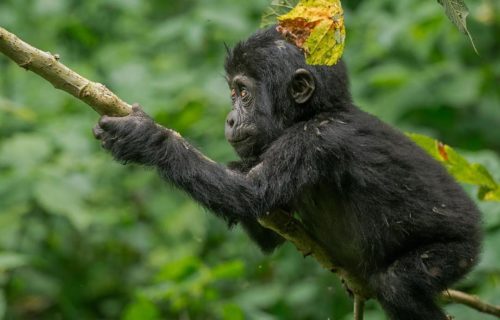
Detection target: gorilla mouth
<box><xmin>228</xmin><ymin>135</ymin><xmax>251</xmax><ymax>145</ymax></box>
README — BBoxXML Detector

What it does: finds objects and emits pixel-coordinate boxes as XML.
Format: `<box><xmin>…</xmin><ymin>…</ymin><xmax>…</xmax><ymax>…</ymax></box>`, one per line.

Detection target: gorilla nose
<box><xmin>226</xmin><ymin>112</ymin><xmax>236</xmax><ymax>128</ymax></box>
<box><xmin>225</xmin><ymin>111</ymin><xmax>237</xmax><ymax>141</ymax></box>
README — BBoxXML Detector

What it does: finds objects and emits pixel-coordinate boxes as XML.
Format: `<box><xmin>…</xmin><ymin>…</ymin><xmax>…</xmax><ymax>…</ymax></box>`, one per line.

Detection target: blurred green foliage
<box><xmin>0</xmin><ymin>0</ymin><xmax>499</xmax><ymax>319</ymax></box>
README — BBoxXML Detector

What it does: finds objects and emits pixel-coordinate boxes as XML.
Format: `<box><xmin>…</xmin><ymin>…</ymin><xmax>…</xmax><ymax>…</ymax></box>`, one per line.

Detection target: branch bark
<box><xmin>1</xmin><ymin>26</ymin><xmax>498</xmax><ymax>319</ymax></box>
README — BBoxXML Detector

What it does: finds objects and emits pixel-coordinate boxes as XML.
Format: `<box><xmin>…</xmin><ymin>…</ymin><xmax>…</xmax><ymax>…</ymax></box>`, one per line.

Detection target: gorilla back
<box><xmin>95</xmin><ymin>27</ymin><xmax>482</xmax><ymax>320</ymax></box>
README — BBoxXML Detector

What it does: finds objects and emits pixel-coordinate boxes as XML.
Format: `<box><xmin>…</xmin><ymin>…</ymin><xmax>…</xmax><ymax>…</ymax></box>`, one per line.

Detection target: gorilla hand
<box><xmin>93</xmin><ymin>103</ymin><xmax>166</xmax><ymax>165</ymax></box>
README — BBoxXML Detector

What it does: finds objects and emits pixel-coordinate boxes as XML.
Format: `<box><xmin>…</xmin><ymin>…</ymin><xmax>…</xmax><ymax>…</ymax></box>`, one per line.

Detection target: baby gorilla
<box><xmin>94</xmin><ymin>27</ymin><xmax>481</xmax><ymax>320</ymax></box>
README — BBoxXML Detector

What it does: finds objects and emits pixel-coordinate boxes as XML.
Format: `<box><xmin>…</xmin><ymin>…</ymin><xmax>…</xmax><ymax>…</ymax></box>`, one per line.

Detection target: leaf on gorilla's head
<box><xmin>276</xmin><ymin>0</ymin><xmax>345</xmax><ymax>66</ymax></box>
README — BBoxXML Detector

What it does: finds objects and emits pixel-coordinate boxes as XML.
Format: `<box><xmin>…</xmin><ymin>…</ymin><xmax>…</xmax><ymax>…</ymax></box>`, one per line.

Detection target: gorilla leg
<box><xmin>369</xmin><ymin>241</ymin><xmax>478</xmax><ymax>320</ymax></box>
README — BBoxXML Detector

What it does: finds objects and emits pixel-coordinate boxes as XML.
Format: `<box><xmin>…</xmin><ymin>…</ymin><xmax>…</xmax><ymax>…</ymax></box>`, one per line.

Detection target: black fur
<box><xmin>94</xmin><ymin>27</ymin><xmax>482</xmax><ymax>320</ymax></box>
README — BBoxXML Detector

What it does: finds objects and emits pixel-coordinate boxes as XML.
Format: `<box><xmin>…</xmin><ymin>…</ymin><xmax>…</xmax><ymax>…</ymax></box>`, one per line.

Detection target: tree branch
<box><xmin>353</xmin><ymin>295</ymin><xmax>365</xmax><ymax>320</ymax></box>
<box><xmin>441</xmin><ymin>289</ymin><xmax>500</xmax><ymax>317</ymax></box>
<box><xmin>0</xmin><ymin>27</ymin><xmax>130</xmax><ymax>116</ymax></box>
<box><xmin>1</xmin><ymin>26</ymin><xmax>498</xmax><ymax>319</ymax></box>
<box><xmin>258</xmin><ymin>209</ymin><xmax>372</xmax><ymax>299</ymax></box>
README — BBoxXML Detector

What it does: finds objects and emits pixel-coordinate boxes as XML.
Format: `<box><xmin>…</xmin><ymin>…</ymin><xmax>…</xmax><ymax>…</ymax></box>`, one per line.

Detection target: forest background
<box><xmin>0</xmin><ymin>0</ymin><xmax>499</xmax><ymax>319</ymax></box>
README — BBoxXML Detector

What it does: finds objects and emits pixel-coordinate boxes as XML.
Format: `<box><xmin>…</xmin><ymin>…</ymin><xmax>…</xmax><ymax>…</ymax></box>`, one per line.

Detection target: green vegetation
<box><xmin>0</xmin><ymin>0</ymin><xmax>498</xmax><ymax>319</ymax></box>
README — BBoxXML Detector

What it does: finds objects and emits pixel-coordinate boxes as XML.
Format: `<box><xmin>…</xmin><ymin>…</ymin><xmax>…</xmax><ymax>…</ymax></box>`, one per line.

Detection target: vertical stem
<box><xmin>353</xmin><ymin>295</ymin><xmax>365</xmax><ymax>320</ymax></box>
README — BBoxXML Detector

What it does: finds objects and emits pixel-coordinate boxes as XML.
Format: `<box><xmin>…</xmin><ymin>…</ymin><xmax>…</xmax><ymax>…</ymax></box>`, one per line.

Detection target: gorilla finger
<box><xmin>131</xmin><ymin>103</ymin><xmax>143</xmax><ymax>113</ymax></box>
<box><xmin>98</xmin><ymin>115</ymin><xmax>122</xmax><ymax>131</ymax></box>
<box><xmin>93</xmin><ymin>125</ymin><xmax>104</xmax><ymax>139</ymax></box>
<box><xmin>101</xmin><ymin>136</ymin><xmax>118</xmax><ymax>149</ymax></box>
<box><xmin>131</xmin><ymin>103</ymin><xmax>151</xmax><ymax>119</ymax></box>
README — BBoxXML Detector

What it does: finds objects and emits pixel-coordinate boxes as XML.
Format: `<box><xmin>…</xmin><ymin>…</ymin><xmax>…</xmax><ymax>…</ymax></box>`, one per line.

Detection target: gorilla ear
<box><xmin>290</xmin><ymin>69</ymin><xmax>315</xmax><ymax>104</ymax></box>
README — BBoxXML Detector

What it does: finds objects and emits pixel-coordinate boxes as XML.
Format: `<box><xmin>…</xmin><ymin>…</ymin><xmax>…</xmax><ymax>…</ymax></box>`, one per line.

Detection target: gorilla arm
<box><xmin>93</xmin><ymin>105</ymin><xmax>323</xmax><ymax>224</ymax></box>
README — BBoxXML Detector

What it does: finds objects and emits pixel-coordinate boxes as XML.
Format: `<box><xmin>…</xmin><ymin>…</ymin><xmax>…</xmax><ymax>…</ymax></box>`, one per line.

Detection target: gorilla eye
<box><xmin>240</xmin><ymin>88</ymin><xmax>248</xmax><ymax>98</ymax></box>
<box><xmin>230</xmin><ymin>88</ymin><xmax>237</xmax><ymax>101</ymax></box>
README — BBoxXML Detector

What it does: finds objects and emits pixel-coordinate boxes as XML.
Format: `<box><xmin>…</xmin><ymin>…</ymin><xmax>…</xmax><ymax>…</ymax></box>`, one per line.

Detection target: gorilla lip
<box><xmin>228</xmin><ymin>135</ymin><xmax>251</xmax><ymax>144</ymax></box>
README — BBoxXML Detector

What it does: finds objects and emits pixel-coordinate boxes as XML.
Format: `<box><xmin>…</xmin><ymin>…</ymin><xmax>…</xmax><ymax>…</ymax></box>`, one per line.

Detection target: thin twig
<box><xmin>441</xmin><ymin>289</ymin><xmax>500</xmax><ymax>317</ymax></box>
<box><xmin>354</xmin><ymin>295</ymin><xmax>365</xmax><ymax>320</ymax></box>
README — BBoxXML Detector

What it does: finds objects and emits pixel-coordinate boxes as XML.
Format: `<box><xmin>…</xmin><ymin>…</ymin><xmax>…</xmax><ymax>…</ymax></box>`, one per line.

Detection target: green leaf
<box><xmin>212</xmin><ymin>260</ymin><xmax>245</xmax><ymax>279</ymax></box>
<box><xmin>407</xmin><ymin>133</ymin><xmax>500</xmax><ymax>201</ymax></box>
<box><xmin>0</xmin><ymin>252</ymin><xmax>28</xmax><ymax>271</ymax></box>
<box><xmin>0</xmin><ymin>98</ymin><xmax>37</xmax><ymax>122</ymax></box>
<box><xmin>122</xmin><ymin>297</ymin><xmax>160</xmax><ymax>320</ymax></box>
<box><xmin>222</xmin><ymin>303</ymin><xmax>245</xmax><ymax>320</ymax></box>
<box><xmin>437</xmin><ymin>0</ymin><xmax>478</xmax><ymax>53</ymax></box>
<box><xmin>155</xmin><ymin>256</ymin><xmax>202</xmax><ymax>282</ymax></box>
<box><xmin>261</xmin><ymin>0</ymin><xmax>299</xmax><ymax>27</ymax></box>
<box><xmin>0</xmin><ymin>133</ymin><xmax>51</xmax><ymax>171</ymax></box>
<box><xmin>34</xmin><ymin>176</ymin><xmax>93</xmax><ymax>230</ymax></box>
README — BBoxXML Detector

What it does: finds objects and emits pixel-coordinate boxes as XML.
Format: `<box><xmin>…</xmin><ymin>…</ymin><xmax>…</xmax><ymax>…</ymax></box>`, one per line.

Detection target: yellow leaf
<box><xmin>482</xmin><ymin>188</ymin><xmax>500</xmax><ymax>201</ymax></box>
<box><xmin>277</xmin><ymin>0</ymin><xmax>345</xmax><ymax>66</ymax></box>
